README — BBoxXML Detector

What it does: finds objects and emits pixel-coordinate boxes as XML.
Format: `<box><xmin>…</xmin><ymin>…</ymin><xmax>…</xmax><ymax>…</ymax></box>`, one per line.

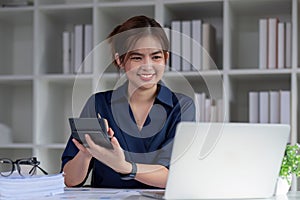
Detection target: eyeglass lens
<box><xmin>17</xmin><ymin>159</ymin><xmax>37</xmax><ymax>177</ymax></box>
<box><xmin>0</xmin><ymin>159</ymin><xmax>14</xmax><ymax>177</ymax></box>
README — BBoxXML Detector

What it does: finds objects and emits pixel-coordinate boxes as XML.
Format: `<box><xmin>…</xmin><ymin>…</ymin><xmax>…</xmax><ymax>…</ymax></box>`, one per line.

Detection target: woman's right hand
<box><xmin>72</xmin><ymin>138</ymin><xmax>92</xmax><ymax>158</ymax></box>
<box><xmin>71</xmin><ymin>118</ymin><xmax>111</xmax><ymax>158</ymax></box>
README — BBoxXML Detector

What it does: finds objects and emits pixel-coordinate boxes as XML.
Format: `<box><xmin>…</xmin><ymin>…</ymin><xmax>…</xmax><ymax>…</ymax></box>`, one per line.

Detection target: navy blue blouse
<box><xmin>61</xmin><ymin>82</ymin><xmax>195</xmax><ymax>188</ymax></box>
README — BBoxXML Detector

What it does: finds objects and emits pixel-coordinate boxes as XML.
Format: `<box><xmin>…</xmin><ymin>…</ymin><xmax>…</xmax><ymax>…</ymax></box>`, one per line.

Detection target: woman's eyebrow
<box><xmin>129</xmin><ymin>50</ymin><xmax>163</xmax><ymax>56</ymax></box>
<box><xmin>151</xmin><ymin>50</ymin><xmax>163</xmax><ymax>55</ymax></box>
<box><xmin>129</xmin><ymin>52</ymin><xmax>143</xmax><ymax>56</ymax></box>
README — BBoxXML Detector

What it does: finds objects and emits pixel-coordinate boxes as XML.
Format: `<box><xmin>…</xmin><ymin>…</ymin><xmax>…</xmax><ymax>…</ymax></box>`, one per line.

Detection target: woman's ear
<box><xmin>164</xmin><ymin>52</ymin><xmax>169</xmax><ymax>64</ymax></box>
<box><xmin>115</xmin><ymin>53</ymin><xmax>122</xmax><ymax>67</ymax></box>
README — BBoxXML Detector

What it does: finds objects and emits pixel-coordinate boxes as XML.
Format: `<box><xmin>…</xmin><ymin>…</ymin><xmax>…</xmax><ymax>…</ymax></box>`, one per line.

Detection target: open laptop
<box><xmin>141</xmin><ymin>122</ymin><xmax>290</xmax><ymax>199</ymax></box>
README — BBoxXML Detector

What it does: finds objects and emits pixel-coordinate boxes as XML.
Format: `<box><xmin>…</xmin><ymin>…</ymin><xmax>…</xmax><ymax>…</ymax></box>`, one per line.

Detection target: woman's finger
<box><xmin>103</xmin><ymin>118</ymin><xmax>109</xmax><ymax>132</ymax></box>
<box><xmin>85</xmin><ymin>134</ymin><xmax>97</xmax><ymax>149</ymax></box>
<box><xmin>72</xmin><ymin>138</ymin><xmax>88</xmax><ymax>153</ymax></box>
<box><xmin>107</xmin><ymin>128</ymin><xmax>114</xmax><ymax>138</ymax></box>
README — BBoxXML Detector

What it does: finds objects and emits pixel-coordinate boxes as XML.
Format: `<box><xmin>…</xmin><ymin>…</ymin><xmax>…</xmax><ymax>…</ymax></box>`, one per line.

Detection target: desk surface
<box><xmin>21</xmin><ymin>188</ymin><xmax>300</xmax><ymax>200</ymax></box>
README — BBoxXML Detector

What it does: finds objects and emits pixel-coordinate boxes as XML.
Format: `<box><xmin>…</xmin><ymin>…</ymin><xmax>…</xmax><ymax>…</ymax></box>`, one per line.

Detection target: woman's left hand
<box><xmin>84</xmin><ymin>127</ymin><xmax>131</xmax><ymax>174</ymax></box>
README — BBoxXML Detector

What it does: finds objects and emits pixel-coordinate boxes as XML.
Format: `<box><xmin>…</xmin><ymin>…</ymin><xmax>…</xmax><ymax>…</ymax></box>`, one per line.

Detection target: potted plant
<box><xmin>275</xmin><ymin>143</ymin><xmax>300</xmax><ymax>195</ymax></box>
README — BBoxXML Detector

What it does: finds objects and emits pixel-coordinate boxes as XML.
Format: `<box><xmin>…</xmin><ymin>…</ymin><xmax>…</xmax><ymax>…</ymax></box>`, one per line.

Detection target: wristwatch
<box><xmin>120</xmin><ymin>162</ymin><xmax>137</xmax><ymax>180</ymax></box>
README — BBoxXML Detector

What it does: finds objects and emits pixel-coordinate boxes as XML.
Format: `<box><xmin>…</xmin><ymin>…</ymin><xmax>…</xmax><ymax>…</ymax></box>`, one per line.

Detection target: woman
<box><xmin>61</xmin><ymin>15</ymin><xmax>195</xmax><ymax>189</ymax></box>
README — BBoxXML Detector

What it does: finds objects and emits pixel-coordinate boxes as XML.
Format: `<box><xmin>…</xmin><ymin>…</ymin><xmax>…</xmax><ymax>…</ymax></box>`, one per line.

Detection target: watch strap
<box><xmin>120</xmin><ymin>162</ymin><xmax>137</xmax><ymax>180</ymax></box>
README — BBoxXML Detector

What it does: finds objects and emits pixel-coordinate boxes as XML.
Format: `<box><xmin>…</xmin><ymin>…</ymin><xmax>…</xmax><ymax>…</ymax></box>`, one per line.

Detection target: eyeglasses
<box><xmin>0</xmin><ymin>157</ymin><xmax>48</xmax><ymax>177</ymax></box>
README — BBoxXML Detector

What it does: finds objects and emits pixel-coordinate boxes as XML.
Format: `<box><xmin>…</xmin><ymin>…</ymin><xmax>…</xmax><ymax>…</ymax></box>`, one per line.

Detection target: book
<box><xmin>194</xmin><ymin>92</ymin><xmax>207</xmax><ymax>122</ymax></box>
<box><xmin>74</xmin><ymin>24</ymin><xmax>84</xmax><ymax>74</ymax></box>
<box><xmin>269</xmin><ymin>91</ymin><xmax>280</xmax><ymax>123</ymax></box>
<box><xmin>285</xmin><ymin>22</ymin><xmax>291</xmax><ymax>68</ymax></box>
<box><xmin>205</xmin><ymin>98</ymin><xmax>211</xmax><ymax>122</ymax></box>
<box><xmin>181</xmin><ymin>21</ymin><xmax>192</xmax><ymax>71</ymax></box>
<box><xmin>194</xmin><ymin>93</ymin><xmax>201</xmax><ymax>122</ymax></box>
<box><xmin>249</xmin><ymin>91</ymin><xmax>259</xmax><ymax>123</ymax></box>
<box><xmin>192</xmin><ymin>19</ymin><xmax>202</xmax><ymax>71</ymax></box>
<box><xmin>280</xmin><ymin>90</ymin><xmax>290</xmax><ymax>124</ymax></box>
<box><xmin>83</xmin><ymin>24</ymin><xmax>93</xmax><ymax>74</ymax></box>
<box><xmin>210</xmin><ymin>99</ymin><xmax>218</xmax><ymax>122</ymax></box>
<box><xmin>217</xmin><ymin>99</ymin><xmax>223</xmax><ymax>122</ymax></box>
<box><xmin>259</xmin><ymin>19</ymin><xmax>268</xmax><ymax>69</ymax></box>
<box><xmin>202</xmin><ymin>23</ymin><xmax>217</xmax><ymax>70</ymax></box>
<box><xmin>277</xmin><ymin>22</ymin><xmax>285</xmax><ymax>69</ymax></box>
<box><xmin>164</xmin><ymin>27</ymin><xmax>171</xmax><ymax>71</ymax></box>
<box><xmin>62</xmin><ymin>31</ymin><xmax>71</xmax><ymax>74</ymax></box>
<box><xmin>259</xmin><ymin>91</ymin><xmax>269</xmax><ymax>123</ymax></box>
<box><xmin>70</xmin><ymin>31</ymin><xmax>75</xmax><ymax>74</ymax></box>
<box><xmin>171</xmin><ymin>21</ymin><xmax>181</xmax><ymax>72</ymax></box>
<box><xmin>268</xmin><ymin>18</ymin><xmax>278</xmax><ymax>69</ymax></box>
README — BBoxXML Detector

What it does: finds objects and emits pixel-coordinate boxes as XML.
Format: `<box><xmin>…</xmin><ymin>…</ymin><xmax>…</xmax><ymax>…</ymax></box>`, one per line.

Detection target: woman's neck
<box><xmin>128</xmin><ymin>84</ymin><xmax>157</xmax><ymax>104</ymax></box>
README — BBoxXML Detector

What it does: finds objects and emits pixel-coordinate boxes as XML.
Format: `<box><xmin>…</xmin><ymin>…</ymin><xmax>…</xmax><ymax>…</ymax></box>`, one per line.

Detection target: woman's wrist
<box><xmin>118</xmin><ymin>161</ymin><xmax>133</xmax><ymax>174</ymax></box>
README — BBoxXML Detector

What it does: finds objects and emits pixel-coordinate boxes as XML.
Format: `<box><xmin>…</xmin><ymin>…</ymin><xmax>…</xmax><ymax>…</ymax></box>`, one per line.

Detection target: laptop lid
<box><xmin>164</xmin><ymin>122</ymin><xmax>290</xmax><ymax>199</ymax></box>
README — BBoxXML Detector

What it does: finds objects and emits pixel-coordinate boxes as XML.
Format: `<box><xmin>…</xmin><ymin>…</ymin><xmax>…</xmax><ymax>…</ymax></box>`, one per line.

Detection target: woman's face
<box><xmin>121</xmin><ymin>36</ymin><xmax>168</xmax><ymax>91</ymax></box>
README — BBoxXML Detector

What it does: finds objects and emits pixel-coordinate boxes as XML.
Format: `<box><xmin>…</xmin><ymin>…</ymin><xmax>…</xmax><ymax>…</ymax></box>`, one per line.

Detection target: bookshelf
<box><xmin>0</xmin><ymin>0</ymin><xmax>298</xmax><ymax>189</ymax></box>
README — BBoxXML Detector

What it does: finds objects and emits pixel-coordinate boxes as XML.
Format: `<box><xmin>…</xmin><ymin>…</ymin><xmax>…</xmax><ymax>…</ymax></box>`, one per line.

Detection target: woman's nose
<box><xmin>143</xmin><ymin>56</ymin><xmax>152</xmax><ymax>65</ymax></box>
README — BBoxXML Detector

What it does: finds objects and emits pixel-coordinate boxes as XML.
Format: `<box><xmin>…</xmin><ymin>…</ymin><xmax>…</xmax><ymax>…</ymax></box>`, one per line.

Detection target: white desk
<box><xmin>25</xmin><ymin>188</ymin><xmax>300</xmax><ymax>200</ymax></box>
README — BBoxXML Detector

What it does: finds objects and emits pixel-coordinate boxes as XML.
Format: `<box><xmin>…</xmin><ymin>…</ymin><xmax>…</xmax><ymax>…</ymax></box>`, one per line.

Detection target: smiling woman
<box><xmin>61</xmin><ymin>15</ymin><xmax>195</xmax><ymax>189</ymax></box>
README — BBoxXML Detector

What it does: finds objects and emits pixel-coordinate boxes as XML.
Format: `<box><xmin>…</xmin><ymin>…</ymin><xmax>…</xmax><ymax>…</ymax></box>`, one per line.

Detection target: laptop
<box><xmin>141</xmin><ymin>122</ymin><xmax>290</xmax><ymax>199</ymax></box>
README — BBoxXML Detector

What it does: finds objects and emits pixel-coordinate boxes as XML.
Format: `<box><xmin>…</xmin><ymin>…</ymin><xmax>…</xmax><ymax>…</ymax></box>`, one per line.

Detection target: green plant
<box><xmin>279</xmin><ymin>144</ymin><xmax>300</xmax><ymax>184</ymax></box>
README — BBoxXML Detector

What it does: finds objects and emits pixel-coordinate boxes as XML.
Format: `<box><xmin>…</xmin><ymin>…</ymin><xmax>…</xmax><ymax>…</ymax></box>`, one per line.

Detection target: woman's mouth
<box><xmin>138</xmin><ymin>73</ymin><xmax>155</xmax><ymax>81</ymax></box>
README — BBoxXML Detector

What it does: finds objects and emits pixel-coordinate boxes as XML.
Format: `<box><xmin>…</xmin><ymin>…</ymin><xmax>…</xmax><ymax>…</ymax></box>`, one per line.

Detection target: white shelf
<box><xmin>0</xmin><ymin>0</ymin><xmax>299</xmax><ymax>189</ymax></box>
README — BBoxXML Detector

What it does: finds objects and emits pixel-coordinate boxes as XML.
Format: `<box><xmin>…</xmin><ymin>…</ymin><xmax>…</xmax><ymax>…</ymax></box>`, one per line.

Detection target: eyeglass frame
<box><xmin>0</xmin><ymin>157</ymin><xmax>48</xmax><ymax>177</ymax></box>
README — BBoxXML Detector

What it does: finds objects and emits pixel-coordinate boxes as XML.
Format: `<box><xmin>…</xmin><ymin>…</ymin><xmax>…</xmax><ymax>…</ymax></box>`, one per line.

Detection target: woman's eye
<box><xmin>130</xmin><ymin>56</ymin><xmax>142</xmax><ymax>61</ymax></box>
<box><xmin>153</xmin><ymin>56</ymin><xmax>162</xmax><ymax>60</ymax></box>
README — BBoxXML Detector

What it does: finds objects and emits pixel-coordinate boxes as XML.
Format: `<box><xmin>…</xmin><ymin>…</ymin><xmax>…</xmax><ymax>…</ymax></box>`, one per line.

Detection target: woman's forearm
<box><xmin>135</xmin><ymin>164</ymin><xmax>168</xmax><ymax>188</ymax></box>
<box><xmin>63</xmin><ymin>151</ymin><xmax>92</xmax><ymax>187</ymax></box>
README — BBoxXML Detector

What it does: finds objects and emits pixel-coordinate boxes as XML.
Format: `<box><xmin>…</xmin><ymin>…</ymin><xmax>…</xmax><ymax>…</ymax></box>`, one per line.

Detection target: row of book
<box><xmin>259</xmin><ymin>18</ymin><xmax>291</xmax><ymax>69</ymax></box>
<box><xmin>249</xmin><ymin>90</ymin><xmax>290</xmax><ymax>124</ymax></box>
<box><xmin>166</xmin><ymin>20</ymin><xmax>217</xmax><ymax>72</ymax></box>
<box><xmin>194</xmin><ymin>93</ymin><xmax>223</xmax><ymax>122</ymax></box>
<box><xmin>62</xmin><ymin>24</ymin><xmax>93</xmax><ymax>75</ymax></box>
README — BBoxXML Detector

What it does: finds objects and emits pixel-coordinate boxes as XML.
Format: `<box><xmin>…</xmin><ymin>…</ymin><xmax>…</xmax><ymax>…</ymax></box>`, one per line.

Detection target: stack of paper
<box><xmin>0</xmin><ymin>173</ymin><xmax>64</xmax><ymax>199</ymax></box>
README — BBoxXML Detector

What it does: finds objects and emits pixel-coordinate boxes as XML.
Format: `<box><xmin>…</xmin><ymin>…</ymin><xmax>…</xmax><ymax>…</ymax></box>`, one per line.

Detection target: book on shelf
<box><xmin>0</xmin><ymin>173</ymin><xmax>64</xmax><ymax>198</ymax></box>
<box><xmin>259</xmin><ymin>91</ymin><xmax>269</xmax><ymax>123</ymax></box>
<box><xmin>62</xmin><ymin>24</ymin><xmax>93</xmax><ymax>75</ymax></box>
<box><xmin>194</xmin><ymin>92</ymin><xmax>222</xmax><ymax>122</ymax></box>
<box><xmin>191</xmin><ymin>19</ymin><xmax>202</xmax><ymax>71</ymax></box>
<box><xmin>171</xmin><ymin>21</ymin><xmax>181</xmax><ymax>72</ymax></box>
<box><xmin>205</xmin><ymin>98</ymin><xmax>211</xmax><ymax>122</ymax></box>
<box><xmin>285</xmin><ymin>22</ymin><xmax>291</xmax><ymax>68</ymax></box>
<box><xmin>277</xmin><ymin>22</ymin><xmax>285</xmax><ymax>69</ymax></box>
<box><xmin>181</xmin><ymin>20</ymin><xmax>192</xmax><ymax>71</ymax></box>
<box><xmin>74</xmin><ymin>24</ymin><xmax>84</xmax><ymax>74</ymax></box>
<box><xmin>280</xmin><ymin>90</ymin><xmax>290</xmax><ymax>124</ymax></box>
<box><xmin>259</xmin><ymin>17</ymin><xmax>291</xmax><ymax>70</ymax></box>
<box><xmin>170</xmin><ymin>19</ymin><xmax>216</xmax><ymax>72</ymax></box>
<box><xmin>202</xmin><ymin>23</ymin><xmax>217</xmax><ymax>70</ymax></box>
<box><xmin>268</xmin><ymin>18</ymin><xmax>278</xmax><ymax>69</ymax></box>
<box><xmin>83</xmin><ymin>24</ymin><xmax>93</xmax><ymax>74</ymax></box>
<box><xmin>163</xmin><ymin>27</ymin><xmax>171</xmax><ymax>71</ymax></box>
<box><xmin>249</xmin><ymin>90</ymin><xmax>290</xmax><ymax>124</ymax></box>
<box><xmin>249</xmin><ymin>91</ymin><xmax>259</xmax><ymax>123</ymax></box>
<box><xmin>269</xmin><ymin>91</ymin><xmax>280</xmax><ymax>123</ymax></box>
<box><xmin>62</xmin><ymin>31</ymin><xmax>71</xmax><ymax>74</ymax></box>
<box><xmin>259</xmin><ymin>19</ymin><xmax>268</xmax><ymax>69</ymax></box>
